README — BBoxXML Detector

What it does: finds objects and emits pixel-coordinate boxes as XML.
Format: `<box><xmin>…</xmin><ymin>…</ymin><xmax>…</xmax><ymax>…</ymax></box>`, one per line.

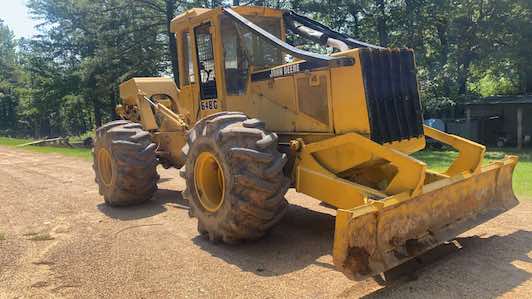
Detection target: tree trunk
<box><xmin>88</xmin><ymin>73</ymin><xmax>102</xmax><ymax>127</ymax></box>
<box><xmin>110</xmin><ymin>86</ymin><xmax>118</xmax><ymax>120</ymax></box>
<box><xmin>375</xmin><ymin>0</ymin><xmax>388</xmax><ymax>47</ymax></box>
<box><xmin>519</xmin><ymin>62</ymin><xmax>532</xmax><ymax>95</ymax></box>
<box><xmin>165</xmin><ymin>0</ymin><xmax>179</xmax><ymax>86</ymax></box>
<box><xmin>93</xmin><ymin>97</ymin><xmax>102</xmax><ymax>128</ymax></box>
<box><xmin>348</xmin><ymin>3</ymin><xmax>360</xmax><ymax>37</ymax></box>
<box><xmin>405</xmin><ymin>0</ymin><xmax>415</xmax><ymax>48</ymax></box>
<box><xmin>457</xmin><ymin>54</ymin><xmax>472</xmax><ymax>95</ymax></box>
<box><xmin>436</xmin><ymin>23</ymin><xmax>449</xmax><ymax>66</ymax></box>
<box><xmin>436</xmin><ymin>19</ymin><xmax>450</xmax><ymax>95</ymax></box>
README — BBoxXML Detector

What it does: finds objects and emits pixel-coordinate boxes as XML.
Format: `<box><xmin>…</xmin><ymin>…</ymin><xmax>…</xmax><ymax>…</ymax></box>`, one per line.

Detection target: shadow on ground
<box><xmin>96</xmin><ymin>184</ymin><xmax>531</xmax><ymax>297</ymax></box>
<box><xmin>97</xmin><ymin>188</ymin><xmax>189</xmax><ymax>220</ymax></box>
<box><xmin>355</xmin><ymin>230</ymin><xmax>532</xmax><ymax>298</ymax></box>
<box><xmin>193</xmin><ymin>203</ymin><xmax>336</xmax><ymax>276</ymax></box>
<box><xmin>193</xmin><ymin>203</ymin><xmax>530</xmax><ymax>297</ymax></box>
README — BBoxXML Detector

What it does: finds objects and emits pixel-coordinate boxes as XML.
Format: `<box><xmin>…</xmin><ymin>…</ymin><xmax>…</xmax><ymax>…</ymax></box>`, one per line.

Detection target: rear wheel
<box><xmin>93</xmin><ymin>120</ymin><xmax>158</xmax><ymax>206</ymax></box>
<box><xmin>181</xmin><ymin>112</ymin><xmax>290</xmax><ymax>243</ymax></box>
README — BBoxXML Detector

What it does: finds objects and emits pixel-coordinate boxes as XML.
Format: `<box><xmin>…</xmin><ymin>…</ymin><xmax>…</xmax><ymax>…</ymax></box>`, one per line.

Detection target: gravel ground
<box><xmin>0</xmin><ymin>146</ymin><xmax>531</xmax><ymax>298</ymax></box>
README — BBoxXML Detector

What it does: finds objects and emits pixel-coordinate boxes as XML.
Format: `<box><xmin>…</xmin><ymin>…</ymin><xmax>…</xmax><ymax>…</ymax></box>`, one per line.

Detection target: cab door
<box><xmin>193</xmin><ymin>22</ymin><xmax>222</xmax><ymax>119</ymax></box>
<box><xmin>177</xmin><ymin>30</ymin><xmax>198</xmax><ymax>125</ymax></box>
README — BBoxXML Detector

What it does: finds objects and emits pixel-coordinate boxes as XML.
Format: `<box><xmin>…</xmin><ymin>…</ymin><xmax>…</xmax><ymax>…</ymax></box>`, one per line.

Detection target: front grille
<box><xmin>359</xmin><ymin>48</ymin><xmax>424</xmax><ymax>144</ymax></box>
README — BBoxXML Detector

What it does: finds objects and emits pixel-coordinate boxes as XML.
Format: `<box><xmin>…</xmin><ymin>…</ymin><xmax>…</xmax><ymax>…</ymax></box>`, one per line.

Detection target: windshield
<box><xmin>221</xmin><ymin>15</ymin><xmax>285</xmax><ymax>72</ymax></box>
<box><xmin>221</xmin><ymin>14</ymin><xmax>288</xmax><ymax>95</ymax></box>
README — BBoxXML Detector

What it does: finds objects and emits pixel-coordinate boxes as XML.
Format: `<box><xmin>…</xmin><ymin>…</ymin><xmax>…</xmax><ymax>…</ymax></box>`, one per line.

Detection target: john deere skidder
<box><xmin>92</xmin><ymin>6</ymin><xmax>519</xmax><ymax>280</ymax></box>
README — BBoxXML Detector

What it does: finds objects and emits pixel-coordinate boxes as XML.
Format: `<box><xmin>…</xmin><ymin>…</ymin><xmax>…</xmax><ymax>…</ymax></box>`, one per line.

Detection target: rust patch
<box><xmin>344</xmin><ymin>246</ymin><xmax>371</xmax><ymax>276</ymax></box>
<box><xmin>405</xmin><ymin>239</ymin><xmax>428</xmax><ymax>256</ymax></box>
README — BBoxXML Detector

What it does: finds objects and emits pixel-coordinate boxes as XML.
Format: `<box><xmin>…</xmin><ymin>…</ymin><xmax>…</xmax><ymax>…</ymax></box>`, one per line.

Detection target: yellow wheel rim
<box><xmin>97</xmin><ymin>148</ymin><xmax>113</xmax><ymax>187</ymax></box>
<box><xmin>194</xmin><ymin>152</ymin><xmax>225</xmax><ymax>212</ymax></box>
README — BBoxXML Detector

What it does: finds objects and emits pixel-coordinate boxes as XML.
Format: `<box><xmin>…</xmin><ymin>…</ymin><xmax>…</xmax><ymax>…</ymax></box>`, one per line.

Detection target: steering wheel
<box><xmin>199</xmin><ymin>62</ymin><xmax>213</xmax><ymax>82</ymax></box>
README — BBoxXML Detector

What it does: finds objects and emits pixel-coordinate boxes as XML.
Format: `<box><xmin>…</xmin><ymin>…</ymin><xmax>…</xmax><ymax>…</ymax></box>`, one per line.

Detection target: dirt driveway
<box><xmin>0</xmin><ymin>146</ymin><xmax>531</xmax><ymax>298</ymax></box>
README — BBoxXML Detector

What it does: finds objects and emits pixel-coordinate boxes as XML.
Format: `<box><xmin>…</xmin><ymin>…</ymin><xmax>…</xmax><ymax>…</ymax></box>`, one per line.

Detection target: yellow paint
<box><xmin>194</xmin><ymin>152</ymin><xmax>225</xmax><ymax>212</ymax></box>
<box><xmin>294</xmin><ymin>131</ymin><xmax>426</xmax><ymax>209</ymax></box>
<box><xmin>152</xmin><ymin>131</ymin><xmax>186</xmax><ymax>166</ymax></box>
<box><xmin>118</xmin><ymin>78</ymin><xmax>188</xmax><ymax>162</ymax></box>
<box><xmin>332</xmin><ymin>155</ymin><xmax>519</xmax><ymax>280</ymax></box>
<box><xmin>111</xmin><ymin>6</ymin><xmax>520</xmax><ymax>281</ymax></box>
<box><xmin>120</xmin><ymin>77</ymin><xmax>181</xmax><ymax>109</ymax></box>
<box><xmin>96</xmin><ymin>148</ymin><xmax>113</xmax><ymax>187</ymax></box>
<box><xmin>330</xmin><ymin>50</ymin><xmax>370</xmax><ymax>134</ymax></box>
<box><xmin>253</xmin><ymin>76</ymin><xmax>297</xmax><ymax>114</ymax></box>
<box><xmin>423</xmin><ymin>125</ymin><xmax>485</xmax><ymax>175</ymax></box>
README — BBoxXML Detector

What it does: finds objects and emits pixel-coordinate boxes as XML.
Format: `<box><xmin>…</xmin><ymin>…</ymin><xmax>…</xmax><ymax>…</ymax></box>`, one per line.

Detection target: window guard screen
<box><xmin>194</xmin><ymin>23</ymin><xmax>217</xmax><ymax>100</ymax></box>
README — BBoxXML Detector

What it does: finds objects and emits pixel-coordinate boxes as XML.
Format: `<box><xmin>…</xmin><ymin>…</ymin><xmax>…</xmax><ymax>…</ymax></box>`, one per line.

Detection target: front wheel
<box><xmin>181</xmin><ymin>112</ymin><xmax>290</xmax><ymax>243</ymax></box>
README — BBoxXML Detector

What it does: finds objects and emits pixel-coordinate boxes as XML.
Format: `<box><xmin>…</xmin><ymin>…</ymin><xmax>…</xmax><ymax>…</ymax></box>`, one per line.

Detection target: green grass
<box><xmin>0</xmin><ymin>137</ymin><xmax>34</xmax><ymax>146</ymax></box>
<box><xmin>0</xmin><ymin>137</ymin><xmax>91</xmax><ymax>160</ymax></box>
<box><xmin>414</xmin><ymin>148</ymin><xmax>532</xmax><ymax>198</ymax></box>
<box><xmin>1</xmin><ymin>136</ymin><xmax>530</xmax><ymax>197</ymax></box>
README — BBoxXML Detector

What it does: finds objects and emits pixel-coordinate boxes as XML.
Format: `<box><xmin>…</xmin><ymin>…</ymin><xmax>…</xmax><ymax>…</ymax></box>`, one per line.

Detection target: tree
<box><xmin>26</xmin><ymin>0</ymin><xmax>170</xmax><ymax>131</ymax></box>
<box><xmin>1</xmin><ymin>0</ymin><xmax>530</xmax><ymax>137</ymax></box>
<box><xmin>0</xmin><ymin>20</ymin><xmax>26</xmax><ymax>135</ymax></box>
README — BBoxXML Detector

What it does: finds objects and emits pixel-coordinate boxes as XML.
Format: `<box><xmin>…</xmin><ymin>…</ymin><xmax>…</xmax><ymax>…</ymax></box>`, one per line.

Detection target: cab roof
<box><xmin>170</xmin><ymin>6</ymin><xmax>285</xmax><ymax>33</ymax></box>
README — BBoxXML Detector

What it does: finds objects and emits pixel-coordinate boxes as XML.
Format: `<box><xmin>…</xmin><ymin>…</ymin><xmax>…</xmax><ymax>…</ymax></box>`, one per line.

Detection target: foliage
<box><xmin>414</xmin><ymin>147</ymin><xmax>532</xmax><ymax>198</ymax></box>
<box><xmin>0</xmin><ymin>20</ymin><xmax>28</xmax><ymax>135</ymax></box>
<box><xmin>0</xmin><ymin>0</ymin><xmax>530</xmax><ymax>137</ymax></box>
<box><xmin>0</xmin><ymin>136</ymin><xmax>92</xmax><ymax>159</ymax></box>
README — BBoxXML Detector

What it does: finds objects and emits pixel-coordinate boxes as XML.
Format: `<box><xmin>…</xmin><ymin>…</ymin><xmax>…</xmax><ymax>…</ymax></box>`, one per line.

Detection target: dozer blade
<box><xmin>333</xmin><ymin>156</ymin><xmax>519</xmax><ymax>280</ymax></box>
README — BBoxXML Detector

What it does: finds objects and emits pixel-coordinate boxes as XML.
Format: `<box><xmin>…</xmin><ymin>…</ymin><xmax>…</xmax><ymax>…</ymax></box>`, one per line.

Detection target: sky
<box><xmin>0</xmin><ymin>0</ymin><xmax>39</xmax><ymax>38</ymax></box>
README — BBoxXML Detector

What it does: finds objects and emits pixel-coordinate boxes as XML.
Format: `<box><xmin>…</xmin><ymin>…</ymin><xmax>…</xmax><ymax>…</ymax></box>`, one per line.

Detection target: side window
<box><xmin>221</xmin><ymin>16</ymin><xmax>248</xmax><ymax>95</ymax></box>
<box><xmin>194</xmin><ymin>23</ymin><xmax>217</xmax><ymax>100</ymax></box>
<box><xmin>182</xmin><ymin>32</ymin><xmax>195</xmax><ymax>85</ymax></box>
<box><xmin>243</xmin><ymin>16</ymin><xmax>283</xmax><ymax>70</ymax></box>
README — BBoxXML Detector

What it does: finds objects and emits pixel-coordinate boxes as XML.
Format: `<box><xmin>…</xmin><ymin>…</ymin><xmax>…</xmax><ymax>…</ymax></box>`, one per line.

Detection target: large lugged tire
<box><xmin>92</xmin><ymin>120</ymin><xmax>158</xmax><ymax>206</ymax></box>
<box><xmin>181</xmin><ymin>112</ymin><xmax>290</xmax><ymax>243</ymax></box>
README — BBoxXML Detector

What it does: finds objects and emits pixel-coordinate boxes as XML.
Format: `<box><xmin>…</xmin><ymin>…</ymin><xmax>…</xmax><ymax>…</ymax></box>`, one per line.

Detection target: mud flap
<box><xmin>332</xmin><ymin>156</ymin><xmax>519</xmax><ymax>280</ymax></box>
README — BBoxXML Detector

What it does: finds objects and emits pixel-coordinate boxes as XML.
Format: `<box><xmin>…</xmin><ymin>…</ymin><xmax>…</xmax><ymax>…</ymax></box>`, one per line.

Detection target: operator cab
<box><xmin>170</xmin><ymin>6</ymin><xmax>358</xmax><ymax>123</ymax></box>
<box><xmin>171</xmin><ymin>7</ymin><xmax>291</xmax><ymax>121</ymax></box>
<box><xmin>170</xmin><ymin>7</ymin><xmax>423</xmax><ymax>151</ymax></box>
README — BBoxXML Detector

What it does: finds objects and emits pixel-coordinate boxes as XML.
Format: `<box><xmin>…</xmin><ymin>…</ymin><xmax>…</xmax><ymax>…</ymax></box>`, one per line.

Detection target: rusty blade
<box><xmin>333</xmin><ymin>156</ymin><xmax>519</xmax><ymax>281</ymax></box>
